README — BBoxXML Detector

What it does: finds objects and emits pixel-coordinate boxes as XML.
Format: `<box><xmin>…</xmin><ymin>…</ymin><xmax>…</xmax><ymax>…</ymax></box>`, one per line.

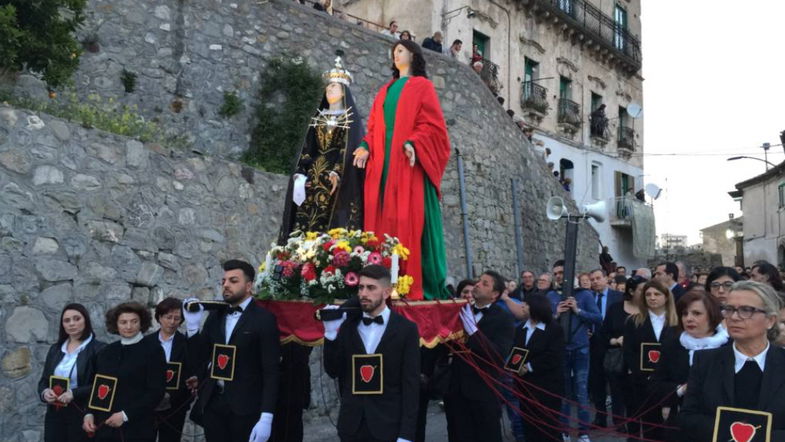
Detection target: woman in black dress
<box><xmin>82</xmin><ymin>302</ymin><xmax>166</xmax><ymax>442</ymax></box>
<box><xmin>650</xmin><ymin>290</ymin><xmax>727</xmax><ymax>441</ymax></box>
<box><xmin>513</xmin><ymin>294</ymin><xmax>565</xmax><ymax>442</ymax></box>
<box><xmin>38</xmin><ymin>303</ymin><xmax>105</xmax><ymax>442</ymax></box>
<box><xmin>623</xmin><ymin>280</ymin><xmax>679</xmax><ymax>441</ymax></box>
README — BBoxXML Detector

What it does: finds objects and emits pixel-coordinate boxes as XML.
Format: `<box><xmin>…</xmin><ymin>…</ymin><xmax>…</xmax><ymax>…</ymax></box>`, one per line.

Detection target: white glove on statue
<box><xmin>182</xmin><ymin>297</ymin><xmax>205</xmax><ymax>335</ymax></box>
<box><xmin>293</xmin><ymin>174</ymin><xmax>307</xmax><ymax>206</ymax></box>
<box><xmin>249</xmin><ymin>412</ymin><xmax>273</xmax><ymax>442</ymax></box>
<box><xmin>322</xmin><ymin>305</ymin><xmax>346</xmax><ymax>341</ymax></box>
<box><xmin>459</xmin><ymin>304</ymin><xmax>478</xmax><ymax>336</ymax></box>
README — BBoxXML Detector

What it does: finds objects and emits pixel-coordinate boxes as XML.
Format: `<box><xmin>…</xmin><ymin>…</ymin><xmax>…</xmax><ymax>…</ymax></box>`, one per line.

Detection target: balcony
<box><xmin>557</xmin><ymin>98</ymin><xmax>581</xmax><ymax>135</ymax></box>
<box><xmin>521</xmin><ymin>0</ymin><xmax>642</xmax><ymax>73</ymax></box>
<box><xmin>520</xmin><ymin>81</ymin><xmax>549</xmax><ymax>123</ymax></box>
<box><xmin>618</xmin><ymin>126</ymin><xmax>634</xmax><ymax>150</ymax></box>
<box><xmin>609</xmin><ymin>195</ymin><xmax>647</xmax><ymax>228</ymax></box>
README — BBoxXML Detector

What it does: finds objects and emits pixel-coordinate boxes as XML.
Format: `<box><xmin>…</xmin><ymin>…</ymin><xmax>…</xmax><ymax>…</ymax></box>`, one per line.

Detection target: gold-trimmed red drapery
<box><xmin>256</xmin><ymin>298</ymin><xmax>467</xmax><ymax>347</ymax></box>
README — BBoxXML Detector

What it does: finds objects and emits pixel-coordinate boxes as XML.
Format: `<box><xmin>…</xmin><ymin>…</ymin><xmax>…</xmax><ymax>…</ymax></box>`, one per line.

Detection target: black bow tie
<box><xmin>361</xmin><ymin>315</ymin><xmax>384</xmax><ymax>326</ymax></box>
<box><xmin>472</xmin><ymin>305</ymin><xmax>488</xmax><ymax>315</ymax></box>
<box><xmin>227</xmin><ymin>306</ymin><xmax>243</xmax><ymax>315</ymax></box>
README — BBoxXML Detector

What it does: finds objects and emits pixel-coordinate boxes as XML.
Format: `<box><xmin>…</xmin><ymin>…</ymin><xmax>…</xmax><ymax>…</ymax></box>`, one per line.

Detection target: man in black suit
<box><xmin>587</xmin><ymin>268</ymin><xmax>624</xmax><ymax>427</ymax></box>
<box><xmin>655</xmin><ymin>261</ymin><xmax>686</xmax><ymax>300</ymax></box>
<box><xmin>445</xmin><ymin>270</ymin><xmax>515</xmax><ymax>442</ymax></box>
<box><xmin>323</xmin><ymin>264</ymin><xmax>420</xmax><ymax>442</ymax></box>
<box><xmin>184</xmin><ymin>259</ymin><xmax>281</xmax><ymax>442</ymax></box>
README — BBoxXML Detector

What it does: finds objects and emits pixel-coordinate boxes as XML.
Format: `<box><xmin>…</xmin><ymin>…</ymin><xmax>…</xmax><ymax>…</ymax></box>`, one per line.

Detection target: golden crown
<box><xmin>323</xmin><ymin>56</ymin><xmax>353</xmax><ymax>86</ymax></box>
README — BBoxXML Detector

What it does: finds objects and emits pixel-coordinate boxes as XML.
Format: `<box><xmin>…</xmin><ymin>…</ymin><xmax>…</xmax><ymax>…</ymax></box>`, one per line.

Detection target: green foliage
<box><xmin>218</xmin><ymin>90</ymin><xmax>243</xmax><ymax>118</ymax></box>
<box><xmin>244</xmin><ymin>56</ymin><xmax>323</xmax><ymax>174</ymax></box>
<box><xmin>120</xmin><ymin>69</ymin><xmax>137</xmax><ymax>93</ymax></box>
<box><xmin>3</xmin><ymin>91</ymin><xmax>188</xmax><ymax>148</ymax></box>
<box><xmin>0</xmin><ymin>0</ymin><xmax>87</xmax><ymax>89</ymax></box>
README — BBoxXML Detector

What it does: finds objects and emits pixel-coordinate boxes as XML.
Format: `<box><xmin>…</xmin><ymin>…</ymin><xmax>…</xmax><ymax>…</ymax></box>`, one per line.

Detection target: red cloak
<box><xmin>362</xmin><ymin>76</ymin><xmax>451</xmax><ymax>299</ymax></box>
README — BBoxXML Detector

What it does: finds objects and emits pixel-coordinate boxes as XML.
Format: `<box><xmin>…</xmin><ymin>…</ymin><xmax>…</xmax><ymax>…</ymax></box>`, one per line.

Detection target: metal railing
<box><xmin>610</xmin><ymin>195</ymin><xmax>646</xmax><ymax>223</ymax></box>
<box><xmin>534</xmin><ymin>0</ymin><xmax>642</xmax><ymax>69</ymax></box>
<box><xmin>557</xmin><ymin>98</ymin><xmax>581</xmax><ymax>126</ymax></box>
<box><xmin>618</xmin><ymin>126</ymin><xmax>634</xmax><ymax>149</ymax></box>
<box><xmin>520</xmin><ymin>81</ymin><xmax>549</xmax><ymax>114</ymax></box>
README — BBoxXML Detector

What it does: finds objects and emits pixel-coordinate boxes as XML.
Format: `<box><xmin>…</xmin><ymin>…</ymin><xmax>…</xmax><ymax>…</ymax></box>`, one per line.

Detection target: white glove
<box><xmin>403</xmin><ymin>143</ymin><xmax>416</xmax><ymax>167</ymax></box>
<box><xmin>396</xmin><ymin>439</ymin><xmax>413</xmax><ymax>442</ymax></box>
<box><xmin>249</xmin><ymin>412</ymin><xmax>273</xmax><ymax>442</ymax></box>
<box><xmin>293</xmin><ymin>174</ymin><xmax>307</xmax><ymax>206</ymax></box>
<box><xmin>459</xmin><ymin>304</ymin><xmax>478</xmax><ymax>336</ymax></box>
<box><xmin>322</xmin><ymin>305</ymin><xmax>346</xmax><ymax>341</ymax></box>
<box><xmin>182</xmin><ymin>297</ymin><xmax>204</xmax><ymax>335</ymax></box>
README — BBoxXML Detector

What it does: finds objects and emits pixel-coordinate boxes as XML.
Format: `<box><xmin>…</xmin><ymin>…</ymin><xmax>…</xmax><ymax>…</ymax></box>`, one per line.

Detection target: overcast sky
<box><xmin>641</xmin><ymin>1</ymin><xmax>785</xmax><ymax>244</ymax></box>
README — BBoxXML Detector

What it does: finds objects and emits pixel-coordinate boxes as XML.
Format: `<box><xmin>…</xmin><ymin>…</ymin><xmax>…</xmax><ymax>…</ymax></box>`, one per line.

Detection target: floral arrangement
<box><xmin>254</xmin><ymin>228</ymin><xmax>412</xmax><ymax>303</ymax></box>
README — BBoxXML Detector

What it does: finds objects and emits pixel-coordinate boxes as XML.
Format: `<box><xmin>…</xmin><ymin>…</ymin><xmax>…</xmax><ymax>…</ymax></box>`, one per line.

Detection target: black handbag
<box><xmin>603</xmin><ymin>347</ymin><xmax>624</xmax><ymax>375</ymax></box>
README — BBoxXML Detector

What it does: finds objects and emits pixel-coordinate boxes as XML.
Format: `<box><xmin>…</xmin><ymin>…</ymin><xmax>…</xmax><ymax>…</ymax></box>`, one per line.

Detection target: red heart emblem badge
<box><xmin>730</xmin><ymin>421</ymin><xmax>757</xmax><ymax>442</ymax></box>
<box><xmin>52</xmin><ymin>385</ymin><xmax>64</xmax><ymax>395</ymax></box>
<box><xmin>217</xmin><ymin>354</ymin><xmax>229</xmax><ymax>370</ymax></box>
<box><xmin>511</xmin><ymin>354</ymin><xmax>523</xmax><ymax>366</ymax></box>
<box><xmin>166</xmin><ymin>369</ymin><xmax>175</xmax><ymax>383</ymax></box>
<box><xmin>648</xmin><ymin>350</ymin><xmax>661</xmax><ymax>363</ymax></box>
<box><xmin>97</xmin><ymin>384</ymin><xmax>110</xmax><ymax>400</ymax></box>
<box><xmin>360</xmin><ymin>365</ymin><xmax>375</xmax><ymax>383</ymax></box>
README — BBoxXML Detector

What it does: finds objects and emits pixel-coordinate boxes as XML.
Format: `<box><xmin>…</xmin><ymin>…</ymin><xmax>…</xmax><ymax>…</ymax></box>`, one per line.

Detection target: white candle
<box><xmin>391</xmin><ymin>253</ymin><xmax>399</xmax><ymax>283</ymax></box>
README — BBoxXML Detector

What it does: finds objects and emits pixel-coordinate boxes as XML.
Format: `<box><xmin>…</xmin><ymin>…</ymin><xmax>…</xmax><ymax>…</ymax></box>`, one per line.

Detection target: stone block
<box><xmin>40</xmin><ymin>283</ymin><xmax>73</xmax><ymax>310</ymax></box>
<box><xmin>32</xmin><ymin>165</ymin><xmax>64</xmax><ymax>186</ymax></box>
<box><xmin>5</xmin><ymin>307</ymin><xmax>48</xmax><ymax>343</ymax></box>
<box><xmin>1</xmin><ymin>347</ymin><xmax>32</xmax><ymax>378</ymax></box>
<box><xmin>126</xmin><ymin>140</ymin><xmax>147</xmax><ymax>168</ymax></box>
<box><xmin>85</xmin><ymin>220</ymin><xmax>124</xmax><ymax>243</ymax></box>
<box><xmin>0</xmin><ymin>150</ymin><xmax>32</xmax><ymax>174</ymax></box>
<box><xmin>135</xmin><ymin>262</ymin><xmax>163</xmax><ymax>287</ymax></box>
<box><xmin>48</xmin><ymin>120</ymin><xmax>71</xmax><ymax>141</ymax></box>
<box><xmin>31</xmin><ymin>237</ymin><xmax>59</xmax><ymax>255</ymax></box>
<box><xmin>71</xmin><ymin>174</ymin><xmax>102</xmax><ymax>191</ymax></box>
<box><xmin>37</xmin><ymin>259</ymin><xmax>77</xmax><ymax>282</ymax></box>
<box><xmin>131</xmin><ymin>286</ymin><xmax>150</xmax><ymax>304</ymax></box>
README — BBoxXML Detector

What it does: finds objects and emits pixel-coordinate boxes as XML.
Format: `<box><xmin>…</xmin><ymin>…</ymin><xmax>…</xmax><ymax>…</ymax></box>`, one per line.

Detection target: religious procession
<box><xmin>5</xmin><ymin>1</ymin><xmax>785</xmax><ymax>442</ymax></box>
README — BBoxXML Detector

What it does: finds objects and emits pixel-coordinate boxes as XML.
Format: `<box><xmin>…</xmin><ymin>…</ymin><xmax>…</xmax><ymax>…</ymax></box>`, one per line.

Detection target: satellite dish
<box><xmin>627</xmin><ymin>103</ymin><xmax>642</xmax><ymax>119</ymax></box>
<box><xmin>645</xmin><ymin>183</ymin><xmax>662</xmax><ymax>200</ymax></box>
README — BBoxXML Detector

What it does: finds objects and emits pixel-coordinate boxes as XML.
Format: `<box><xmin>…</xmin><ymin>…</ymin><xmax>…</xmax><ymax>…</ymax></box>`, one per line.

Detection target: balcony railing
<box><xmin>533</xmin><ymin>0</ymin><xmax>641</xmax><ymax>70</ymax></box>
<box><xmin>557</xmin><ymin>98</ymin><xmax>581</xmax><ymax>126</ymax></box>
<box><xmin>618</xmin><ymin>126</ymin><xmax>634</xmax><ymax>149</ymax></box>
<box><xmin>609</xmin><ymin>195</ymin><xmax>648</xmax><ymax>226</ymax></box>
<box><xmin>521</xmin><ymin>81</ymin><xmax>549</xmax><ymax>114</ymax></box>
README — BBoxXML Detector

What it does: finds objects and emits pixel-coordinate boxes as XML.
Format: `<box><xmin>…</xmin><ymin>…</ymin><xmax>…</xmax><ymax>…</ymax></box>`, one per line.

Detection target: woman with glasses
<box><xmin>623</xmin><ymin>280</ymin><xmax>679</xmax><ymax>441</ymax></box>
<box><xmin>704</xmin><ymin>266</ymin><xmax>741</xmax><ymax>305</ymax></box>
<box><xmin>680</xmin><ymin>281</ymin><xmax>785</xmax><ymax>440</ymax></box>
<box><xmin>650</xmin><ymin>291</ymin><xmax>728</xmax><ymax>441</ymax></box>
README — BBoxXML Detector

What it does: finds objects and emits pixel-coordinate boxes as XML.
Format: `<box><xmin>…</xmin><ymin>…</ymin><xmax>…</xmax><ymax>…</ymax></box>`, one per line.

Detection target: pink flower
<box><xmin>368</xmin><ymin>252</ymin><xmax>383</xmax><ymax>265</ymax></box>
<box><xmin>344</xmin><ymin>272</ymin><xmax>359</xmax><ymax>287</ymax></box>
<box><xmin>332</xmin><ymin>250</ymin><xmax>351</xmax><ymax>267</ymax></box>
<box><xmin>281</xmin><ymin>261</ymin><xmax>296</xmax><ymax>277</ymax></box>
<box><xmin>301</xmin><ymin>262</ymin><xmax>317</xmax><ymax>281</ymax></box>
<box><xmin>353</xmin><ymin>245</ymin><xmax>365</xmax><ymax>255</ymax></box>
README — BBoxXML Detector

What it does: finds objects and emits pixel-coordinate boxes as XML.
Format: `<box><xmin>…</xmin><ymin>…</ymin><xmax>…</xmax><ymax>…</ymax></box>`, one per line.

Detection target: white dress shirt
<box><xmin>358</xmin><ymin>306</ymin><xmax>391</xmax><ymax>354</ymax></box>
<box><xmin>158</xmin><ymin>331</ymin><xmax>175</xmax><ymax>362</ymax></box>
<box><xmin>523</xmin><ymin>320</ymin><xmax>545</xmax><ymax>373</ymax></box>
<box><xmin>54</xmin><ymin>335</ymin><xmax>93</xmax><ymax>388</ymax></box>
<box><xmin>225</xmin><ymin>296</ymin><xmax>253</xmax><ymax>344</ymax></box>
<box><xmin>733</xmin><ymin>341</ymin><xmax>769</xmax><ymax>373</ymax></box>
<box><xmin>649</xmin><ymin>311</ymin><xmax>666</xmax><ymax>341</ymax></box>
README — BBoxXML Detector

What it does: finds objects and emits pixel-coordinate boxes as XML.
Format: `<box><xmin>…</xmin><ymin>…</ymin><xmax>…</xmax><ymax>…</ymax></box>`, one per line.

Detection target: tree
<box><xmin>0</xmin><ymin>0</ymin><xmax>86</xmax><ymax>89</ymax></box>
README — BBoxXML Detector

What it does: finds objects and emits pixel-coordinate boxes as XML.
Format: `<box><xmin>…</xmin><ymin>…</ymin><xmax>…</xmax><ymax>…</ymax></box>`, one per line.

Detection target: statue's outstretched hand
<box><xmin>353</xmin><ymin>149</ymin><xmax>369</xmax><ymax>168</ymax></box>
<box><xmin>328</xmin><ymin>172</ymin><xmax>340</xmax><ymax>195</ymax></box>
<box><xmin>404</xmin><ymin>143</ymin><xmax>416</xmax><ymax>167</ymax></box>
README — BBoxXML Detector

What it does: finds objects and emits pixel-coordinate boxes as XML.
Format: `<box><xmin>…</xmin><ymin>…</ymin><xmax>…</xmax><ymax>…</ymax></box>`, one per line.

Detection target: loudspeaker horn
<box><xmin>580</xmin><ymin>200</ymin><xmax>607</xmax><ymax>222</ymax></box>
<box><xmin>546</xmin><ymin>196</ymin><xmax>568</xmax><ymax>220</ymax></box>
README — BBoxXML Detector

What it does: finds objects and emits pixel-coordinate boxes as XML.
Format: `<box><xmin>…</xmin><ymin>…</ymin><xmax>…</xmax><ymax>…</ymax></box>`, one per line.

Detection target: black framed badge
<box><xmin>165</xmin><ymin>361</ymin><xmax>182</xmax><ymax>391</ymax></box>
<box><xmin>88</xmin><ymin>374</ymin><xmax>118</xmax><ymax>412</ymax></box>
<box><xmin>210</xmin><ymin>344</ymin><xmax>237</xmax><ymax>381</ymax></box>
<box><xmin>49</xmin><ymin>375</ymin><xmax>70</xmax><ymax>396</ymax></box>
<box><xmin>712</xmin><ymin>406</ymin><xmax>772</xmax><ymax>442</ymax></box>
<box><xmin>639</xmin><ymin>342</ymin><xmax>662</xmax><ymax>372</ymax></box>
<box><xmin>503</xmin><ymin>347</ymin><xmax>530</xmax><ymax>374</ymax></box>
<box><xmin>352</xmin><ymin>354</ymin><xmax>383</xmax><ymax>395</ymax></box>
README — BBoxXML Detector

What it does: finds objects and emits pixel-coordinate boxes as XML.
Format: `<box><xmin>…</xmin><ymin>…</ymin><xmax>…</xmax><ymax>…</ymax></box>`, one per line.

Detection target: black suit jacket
<box><xmin>324</xmin><ymin>310</ymin><xmax>420</xmax><ymax>441</ymax></box>
<box><xmin>679</xmin><ymin>345</ymin><xmax>785</xmax><ymax>440</ymax></box>
<box><xmin>190</xmin><ymin>300</ymin><xmax>281</xmax><ymax>417</ymax></box>
<box><xmin>590</xmin><ymin>290</ymin><xmax>624</xmax><ymax>349</ymax></box>
<box><xmin>449</xmin><ymin>303</ymin><xmax>515</xmax><ymax>402</ymax></box>
<box><xmin>622</xmin><ymin>316</ymin><xmax>678</xmax><ymax>383</ymax></box>
<box><xmin>38</xmin><ymin>337</ymin><xmax>106</xmax><ymax>407</ymax></box>
<box><xmin>671</xmin><ymin>284</ymin><xmax>686</xmax><ymax>301</ymax></box>
<box><xmin>649</xmin><ymin>332</ymin><xmax>689</xmax><ymax>408</ymax></box>
<box><xmin>514</xmin><ymin>322</ymin><xmax>564</xmax><ymax>397</ymax></box>
<box><xmin>143</xmin><ymin>330</ymin><xmax>195</xmax><ymax>409</ymax></box>
<box><xmin>91</xmin><ymin>337</ymin><xmax>167</xmax><ymax>440</ymax></box>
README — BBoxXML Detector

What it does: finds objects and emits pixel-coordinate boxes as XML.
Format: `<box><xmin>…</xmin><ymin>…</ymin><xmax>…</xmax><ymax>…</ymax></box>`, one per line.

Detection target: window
<box><xmin>591</xmin><ymin>93</ymin><xmax>603</xmax><ymax>112</ymax></box>
<box><xmin>618</xmin><ymin>105</ymin><xmax>628</xmax><ymax>128</ymax></box>
<box><xmin>559</xmin><ymin>76</ymin><xmax>572</xmax><ymax>100</ymax></box>
<box><xmin>614</xmin><ymin>171</ymin><xmax>634</xmax><ymax>197</ymax></box>
<box><xmin>779</xmin><ymin>183</ymin><xmax>785</xmax><ymax>208</ymax></box>
<box><xmin>523</xmin><ymin>58</ymin><xmax>539</xmax><ymax>98</ymax></box>
<box><xmin>614</xmin><ymin>4</ymin><xmax>627</xmax><ymax>51</ymax></box>
<box><xmin>559</xmin><ymin>0</ymin><xmax>574</xmax><ymax>17</ymax></box>
<box><xmin>473</xmin><ymin>30</ymin><xmax>490</xmax><ymax>61</ymax></box>
<box><xmin>591</xmin><ymin>162</ymin><xmax>602</xmax><ymax>200</ymax></box>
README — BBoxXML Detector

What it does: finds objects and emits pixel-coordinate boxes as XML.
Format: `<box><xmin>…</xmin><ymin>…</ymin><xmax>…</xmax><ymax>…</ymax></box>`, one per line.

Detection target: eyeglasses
<box><xmin>720</xmin><ymin>305</ymin><xmax>768</xmax><ymax>319</ymax></box>
<box><xmin>710</xmin><ymin>281</ymin><xmax>734</xmax><ymax>290</ymax></box>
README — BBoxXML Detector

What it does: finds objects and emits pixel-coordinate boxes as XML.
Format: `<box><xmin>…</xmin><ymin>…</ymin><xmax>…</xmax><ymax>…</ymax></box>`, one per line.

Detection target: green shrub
<box><xmin>218</xmin><ymin>90</ymin><xmax>243</xmax><ymax>118</ymax></box>
<box><xmin>244</xmin><ymin>56</ymin><xmax>323</xmax><ymax>174</ymax></box>
<box><xmin>0</xmin><ymin>0</ymin><xmax>87</xmax><ymax>89</ymax></box>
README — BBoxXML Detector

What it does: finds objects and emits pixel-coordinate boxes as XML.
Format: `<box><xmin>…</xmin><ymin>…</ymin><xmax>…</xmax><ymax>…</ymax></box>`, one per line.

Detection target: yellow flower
<box><xmin>305</xmin><ymin>231</ymin><xmax>319</xmax><ymax>241</ymax></box>
<box><xmin>392</xmin><ymin>243</ymin><xmax>410</xmax><ymax>260</ymax></box>
<box><xmin>328</xmin><ymin>227</ymin><xmax>348</xmax><ymax>239</ymax></box>
<box><xmin>259</xmin><ymin>262</ymin><xmax>266</xmax><ymax>272</ymax></box>
<box><xmin>335</xmin><ymin>240</ymin><xmax>352</xmax><ymax>252</ymax></box>
<box><xmin>395</xmin><ymin>275</ymin><xmax>414</xmax><ymax>295</ymax></box>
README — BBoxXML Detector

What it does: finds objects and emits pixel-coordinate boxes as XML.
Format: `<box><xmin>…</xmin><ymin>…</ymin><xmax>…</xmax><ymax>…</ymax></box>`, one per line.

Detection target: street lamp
<box><xmin>727</xmin><ymin>156</ymin><xmax>776</xmax><ymax>169</ymax></box>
